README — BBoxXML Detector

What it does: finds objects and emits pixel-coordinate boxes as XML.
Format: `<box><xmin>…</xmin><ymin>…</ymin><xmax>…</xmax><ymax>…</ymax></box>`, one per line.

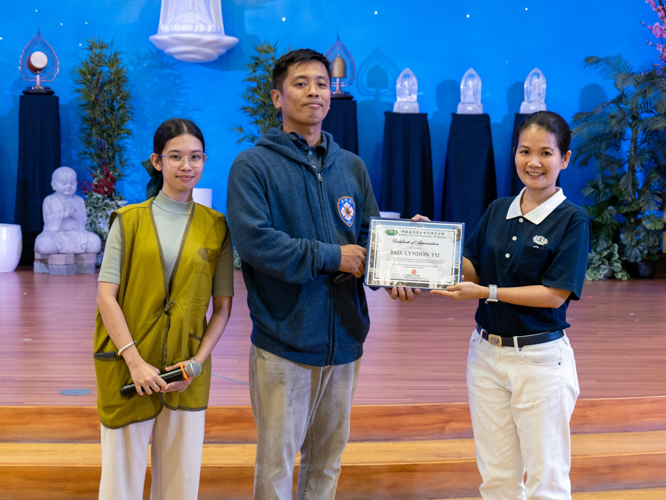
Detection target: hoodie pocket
<box><xmin>278</xmin><ymin>281</ymin><xmax>309</xmax><ymax>328</ymax></box>
<box><xmin>276</xmin><ymin>280</ymin><xmax>331</xmax><ymax>351</ymax></box>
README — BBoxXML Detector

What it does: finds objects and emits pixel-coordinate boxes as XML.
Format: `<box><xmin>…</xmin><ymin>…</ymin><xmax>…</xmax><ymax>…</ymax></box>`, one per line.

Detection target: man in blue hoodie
<box><xmin>227</xmin><ymin>49</ymin><xmax>380</xmax><ymax>499</ymax></box>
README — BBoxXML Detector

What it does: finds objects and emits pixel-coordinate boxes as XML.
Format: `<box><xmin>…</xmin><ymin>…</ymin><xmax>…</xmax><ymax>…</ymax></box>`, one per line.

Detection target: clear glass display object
<box><xmin>393</xmin><ymin>68</ymin><xmax>420</xmax><ymax>113</ymax></box>
<box><xmin>520</xmin><ymin>67</ymin><xmax>547</xmax><ymax>113</ymax></box>
<box><xmin>457</xmin><ymin>68</ymin><xmax>483</xmax><ymax>114</ymax></box>
<box><xmin>365</xmin><ymin>218</ymin><xmax>464</xmax><ymax>290</ymax></box>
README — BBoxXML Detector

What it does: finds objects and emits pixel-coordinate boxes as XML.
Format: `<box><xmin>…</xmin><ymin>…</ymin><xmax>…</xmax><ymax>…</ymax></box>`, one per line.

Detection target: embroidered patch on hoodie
<box><xmin>338</xmin><ymin>197</ymin><xmax>355</xmax><ymax>227</ymax></box>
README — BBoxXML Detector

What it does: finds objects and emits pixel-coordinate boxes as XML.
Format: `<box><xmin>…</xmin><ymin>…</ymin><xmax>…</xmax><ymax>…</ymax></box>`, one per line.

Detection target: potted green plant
<box><xmin>74</xmin><ymin>37</ymin><xmax>133</xmax><ymax>251</ymax></box>
<box><xmin>572</xmin><ymin>55</ymin><xmax>666</xmax><ymax>279</ymax></box>
<box><xmin>232</xmin><ymin>40</ymin><xmax>284</xmax><ymax>146</ymax></box>
<box><xmin>231</xmin><ymin>41</ymin><xmax>285</xmax><ymax>268</ymax></box>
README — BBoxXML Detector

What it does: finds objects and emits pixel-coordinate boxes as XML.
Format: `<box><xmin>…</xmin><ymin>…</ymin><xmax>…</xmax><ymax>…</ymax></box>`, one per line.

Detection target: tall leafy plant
<box><xmin>572</xmin><ymin>55</ymin><xmax>666</xmax><ymax>278</ymax></box>
<box><xmin>74</xmin><ymin>37</ymin><xmax>133</xmax><ymax>249</ymax></box>
<box><xmin>232</xmin><ymin>41</ymin><xmax>284</xmax><ymax>145</ymax></box>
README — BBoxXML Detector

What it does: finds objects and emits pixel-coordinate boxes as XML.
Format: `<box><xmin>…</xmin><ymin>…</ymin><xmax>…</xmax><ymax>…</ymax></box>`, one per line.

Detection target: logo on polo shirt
<box><xmin>533</xmin><ymin>235</ymin><xmax>548</xmax><ymax>246</ymax></box>
<box><xmin>338</xmin><ymin>197</ymin><xmax>355</xmax><ymax>226</ymax></box>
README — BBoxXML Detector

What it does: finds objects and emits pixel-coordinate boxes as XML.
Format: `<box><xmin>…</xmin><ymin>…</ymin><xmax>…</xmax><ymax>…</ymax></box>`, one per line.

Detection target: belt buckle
<box><xmin>488</xmin><ymin>334</ymin><xmax>502</xmax><ymax>347</ymax></box>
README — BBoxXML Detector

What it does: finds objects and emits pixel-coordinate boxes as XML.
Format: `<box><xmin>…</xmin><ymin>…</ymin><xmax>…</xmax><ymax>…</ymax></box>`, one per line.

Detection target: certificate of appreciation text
<box><xmin>365</xmin><ymin>218</ymin><xmax>464</xmax><ymax>290</ymax></box>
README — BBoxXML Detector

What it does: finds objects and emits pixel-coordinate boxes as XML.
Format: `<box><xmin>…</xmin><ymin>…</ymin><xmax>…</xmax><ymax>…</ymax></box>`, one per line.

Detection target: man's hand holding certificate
<box><xmin>365</xmin><ymin>217</ymin><xmax>464</xmax><ymax>290</ymax></box>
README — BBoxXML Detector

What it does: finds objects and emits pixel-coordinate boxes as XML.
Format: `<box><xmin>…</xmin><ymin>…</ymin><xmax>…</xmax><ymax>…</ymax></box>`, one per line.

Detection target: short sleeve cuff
<box><xmin>541</xmin><ymin>279</ymin><xmax>582</xmax><ymax>301</ymax></box>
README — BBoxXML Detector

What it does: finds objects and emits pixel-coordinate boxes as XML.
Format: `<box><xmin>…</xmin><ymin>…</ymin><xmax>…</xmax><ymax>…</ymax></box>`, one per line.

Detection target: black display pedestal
<box><xmin>380</xmin><ymin>112</ymin><xmax>434</xmax><ymax>219</ymax></box>
<box><xmin>14</xmin><ymin>94</ymin><xmax>61</xmax><ymax>265</ymax></box>
<box><xmin>322</xmin><ymin>98</ymin><xmax>358</xmax><ymax>155</ymax></box>
<box><xmin>442</xmin><ymin>113</ymin><xmax>496</xmax><ymax>232</ymax></box>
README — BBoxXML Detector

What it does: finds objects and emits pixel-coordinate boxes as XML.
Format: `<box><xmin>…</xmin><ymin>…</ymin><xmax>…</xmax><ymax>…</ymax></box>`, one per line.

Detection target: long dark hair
<box><xmin>153</xmin><ymin>118</ymin><xmax>205</xmax><ymax>154</ymax></box>
<box><xmin>515</xmin><ymin>111</ymin><xmax>571</xmax><ymax>155</ymax></box>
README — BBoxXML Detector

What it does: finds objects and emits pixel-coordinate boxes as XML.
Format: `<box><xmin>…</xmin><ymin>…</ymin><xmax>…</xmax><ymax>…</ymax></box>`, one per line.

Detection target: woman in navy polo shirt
<box><xmin>432</xmin><ymin>111</ymin><xmax>590</xmax><ymax>499</ymax></box>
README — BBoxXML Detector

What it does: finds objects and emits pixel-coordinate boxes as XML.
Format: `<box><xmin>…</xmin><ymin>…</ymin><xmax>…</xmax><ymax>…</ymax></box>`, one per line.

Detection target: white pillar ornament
<box><xmin>393</xmin><ymin>68</ymin><xmax>420</xmax><ymax>113</ymax></box>
<box><xmin>457</xmin><ymin>68</ymin><xmax>483</xmax><ymax>114</ymax></box>
<box><xmin>149</xmin><ymin>0</ymin><xmax>238</xmax><ymax>63</ymax></box>
<box><xmin>520</xmin><ymin>68</ymin><xmax>547</xmax><ymax>113</ymax></box>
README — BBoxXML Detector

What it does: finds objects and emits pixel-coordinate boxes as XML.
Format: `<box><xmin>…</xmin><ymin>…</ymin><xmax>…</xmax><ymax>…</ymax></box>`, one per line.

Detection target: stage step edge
<box><xmin>2</xmin><ymin>431</ymin><xmax>666</xmax><ymax>499</ymax></box>
<box><xmin>2</xmin><ymin>396</ymin><xmax>665</xmax><ymax>443</ymax></box>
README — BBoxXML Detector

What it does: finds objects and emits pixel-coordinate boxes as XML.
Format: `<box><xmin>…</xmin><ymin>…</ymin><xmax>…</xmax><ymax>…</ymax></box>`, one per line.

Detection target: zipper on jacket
<box><xmin>310</xmin><ymin>162</ymin><xmax>336</xmax><ymax>365</ymax></box>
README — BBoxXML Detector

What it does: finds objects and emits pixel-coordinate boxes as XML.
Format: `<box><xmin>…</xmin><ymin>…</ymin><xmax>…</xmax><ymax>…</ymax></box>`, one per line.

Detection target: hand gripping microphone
<box><xmin>120</xmin><ymin>360</ymin><xmax>202</xmax><ymax>397</ymax></box>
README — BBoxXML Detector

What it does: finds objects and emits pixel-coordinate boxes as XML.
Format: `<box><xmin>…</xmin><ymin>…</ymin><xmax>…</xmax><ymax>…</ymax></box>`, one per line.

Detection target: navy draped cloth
<box><xmin>14</xmin><ymin>95</ymin><xmax>61</xmax><ymax>265</ymax></box>
<box><xmin>380</xmin><ymin>111</ymin><xmax>434</xmax><ymax>219</ymax></box>
<box><xmin>442</xmin><ymin>113</ymin><xmax>496</xmax><ymax>231</ymax></box>
<box><xmin>322</xmin><ymin>98</ymin><xmax>358</xmax><ymax>155</ymax></box>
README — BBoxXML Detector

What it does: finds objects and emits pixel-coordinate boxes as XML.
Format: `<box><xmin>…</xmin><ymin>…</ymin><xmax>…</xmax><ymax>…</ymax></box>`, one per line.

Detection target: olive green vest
<box><xmin>94</xmin><ymin>198</ymin><xmax>226</xmax><ymax>428</ymax></box>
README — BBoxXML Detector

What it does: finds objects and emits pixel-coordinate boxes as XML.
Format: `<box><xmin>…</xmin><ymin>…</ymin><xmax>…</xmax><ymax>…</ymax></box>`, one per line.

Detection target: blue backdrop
<box><xmin>0</xmin><ymin>0</ymin><xmax>658</xmax><ymax>223</ymax></box>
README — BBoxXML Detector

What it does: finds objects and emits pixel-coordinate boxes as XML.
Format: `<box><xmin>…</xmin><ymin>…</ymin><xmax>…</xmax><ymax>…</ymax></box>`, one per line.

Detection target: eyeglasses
<box><xmin>159</xmin><ymin>154</ymin><xmax>208</xmax><ymax>168</ymax></box>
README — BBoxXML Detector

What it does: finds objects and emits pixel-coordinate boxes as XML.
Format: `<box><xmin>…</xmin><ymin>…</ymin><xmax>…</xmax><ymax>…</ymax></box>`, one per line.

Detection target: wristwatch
<box><xmin>485</xmin><ymin>284</ymin><xmax>498</xmax><ymax>304</ymax></box>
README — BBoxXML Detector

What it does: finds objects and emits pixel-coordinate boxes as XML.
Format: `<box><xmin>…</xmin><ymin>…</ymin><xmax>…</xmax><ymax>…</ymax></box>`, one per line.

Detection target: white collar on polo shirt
<box><xmin>506</xmin><ymin>187</ymin><xmax>567</xmax><ymax>225</ymax></box>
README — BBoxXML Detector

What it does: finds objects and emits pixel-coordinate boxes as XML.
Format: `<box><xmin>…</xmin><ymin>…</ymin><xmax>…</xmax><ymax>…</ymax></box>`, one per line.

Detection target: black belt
<box><xmin>476</xmin><ymin>324</ymin><xmax>563</xmax><ymax>348</ymax></box>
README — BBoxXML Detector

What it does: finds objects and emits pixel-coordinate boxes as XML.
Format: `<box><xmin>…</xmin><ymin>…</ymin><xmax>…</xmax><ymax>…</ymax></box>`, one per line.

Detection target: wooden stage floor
<box><xmin>1</xmin><ymin>268</ymin><xmax>665</xmax><ymax>407</ymax></box>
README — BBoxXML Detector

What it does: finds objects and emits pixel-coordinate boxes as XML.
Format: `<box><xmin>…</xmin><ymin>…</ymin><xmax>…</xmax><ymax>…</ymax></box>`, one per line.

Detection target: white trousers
<box><xmin>99</xmin><ymin>408</ymin><xmax>206</xmax><ymax>500</ymax></box>
<box><xmin>249</xmin><ymin>345</ymin><xmax>361</xmax><ymax>500</ymax></box>
<box><xmin>467</xmin><ymin>328</ymin><xmax>579</xmax><ymax>500</ymax></box>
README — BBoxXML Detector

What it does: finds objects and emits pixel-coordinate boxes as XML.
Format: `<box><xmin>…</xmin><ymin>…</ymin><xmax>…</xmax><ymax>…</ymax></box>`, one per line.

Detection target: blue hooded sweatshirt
<box><xmin>227</xmin><ymin>128</ymin><xmax>380</xmax><ymax>366</ymax></box>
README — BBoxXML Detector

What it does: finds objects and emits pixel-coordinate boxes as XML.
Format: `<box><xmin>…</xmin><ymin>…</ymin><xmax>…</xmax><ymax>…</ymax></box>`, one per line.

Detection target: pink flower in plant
<box><xmin>645</xmin><ymin>0</ymin><xmax>666</xmax><ymax>69</ymax></box>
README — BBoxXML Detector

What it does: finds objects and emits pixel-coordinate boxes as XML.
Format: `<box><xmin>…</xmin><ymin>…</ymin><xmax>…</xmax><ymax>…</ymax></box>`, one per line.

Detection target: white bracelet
<box><xmin>117</xmin><ymin>340</ymin><xmax>136</xmax><ymax>356</ymax></box>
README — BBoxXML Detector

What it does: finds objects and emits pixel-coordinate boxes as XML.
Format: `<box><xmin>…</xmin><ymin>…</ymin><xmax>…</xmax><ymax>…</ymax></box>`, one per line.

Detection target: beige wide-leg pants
<box><xmin>99</xmin><ymin>408</ymin><xmax>205</xmax><ymax>500</ymax></box>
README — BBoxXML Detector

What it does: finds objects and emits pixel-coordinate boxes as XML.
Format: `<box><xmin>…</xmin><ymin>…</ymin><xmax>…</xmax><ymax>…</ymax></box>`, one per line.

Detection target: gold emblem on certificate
<box><xmin>365</xmin><ymin>218</ymin><xmax>464</xmax><ymax>290</ymax></box>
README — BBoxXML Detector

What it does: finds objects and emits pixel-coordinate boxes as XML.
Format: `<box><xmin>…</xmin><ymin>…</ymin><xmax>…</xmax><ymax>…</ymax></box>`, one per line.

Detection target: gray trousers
<box><xmin>249</xmin><ymin>345</ymin><xmax>361</xmax><ymax>500</ymax></box>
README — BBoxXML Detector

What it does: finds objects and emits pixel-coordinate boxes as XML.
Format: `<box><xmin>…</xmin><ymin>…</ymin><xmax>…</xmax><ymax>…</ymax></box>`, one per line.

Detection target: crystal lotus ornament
<box><xmin>520</xmin><ymin>68</ymin><xmax>547</xmax><ymax>113</ymax></box>
<box><xmin>149</xmin><ymin>0</ymin><xmax>238</xmax><ymax>63</ymax></box>
<box><xmin>19</xmin><ymin>28</ymin><xmax>59</xmax><ymax>95</ymax></box>
<box><xmin>325</xmin><ymin>34</ymin><xmax>355</xmax><ymax>98</ymax></box>
<box><xmin>457</xmin><ymin>68</ymin><xmax>483</xmax><ymax>114</ymax></box>
<box><xmin>393</xmin><ymin>68</ymin><xmax>420</xmax><ymax>113</ymax></box>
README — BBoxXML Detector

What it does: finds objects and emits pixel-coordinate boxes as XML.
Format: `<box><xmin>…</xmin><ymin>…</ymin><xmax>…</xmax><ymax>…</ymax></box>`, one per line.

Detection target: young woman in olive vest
<box><xmin>94</xmin><ymin>118</ymin><xmax>234</xmax><ymax>500</ymax></box>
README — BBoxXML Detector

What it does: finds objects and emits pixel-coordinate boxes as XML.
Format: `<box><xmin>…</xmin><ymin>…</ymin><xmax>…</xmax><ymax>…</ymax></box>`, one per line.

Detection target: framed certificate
<box><xmin>365</xmin><ymin>218</ymin><xmax>465</xmax><ymax>290</ymax></box>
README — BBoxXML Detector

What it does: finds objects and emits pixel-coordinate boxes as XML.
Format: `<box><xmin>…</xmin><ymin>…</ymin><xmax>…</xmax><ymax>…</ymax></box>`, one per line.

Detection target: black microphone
<box><xmin>120</xmin><ymin>360</ymin><xmax>202</xmax><ymax>397</ymax></box>
<box><xmin>331</xmin><ymin>271</ymin><xmax>353</xmax><ymax>285</ymax></box>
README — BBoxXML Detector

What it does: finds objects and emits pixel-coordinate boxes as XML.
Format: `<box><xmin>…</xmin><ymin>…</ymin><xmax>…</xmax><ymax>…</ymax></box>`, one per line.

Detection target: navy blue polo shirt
<box><xmin>286</xmin><ymin>130</ymin><xmax>328</xmax><ymax>173</ymax></box>
<box><xmin>463</xmin><ymin>188</ymin><xmax>590</xmax><ymax>337</ymax></box>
